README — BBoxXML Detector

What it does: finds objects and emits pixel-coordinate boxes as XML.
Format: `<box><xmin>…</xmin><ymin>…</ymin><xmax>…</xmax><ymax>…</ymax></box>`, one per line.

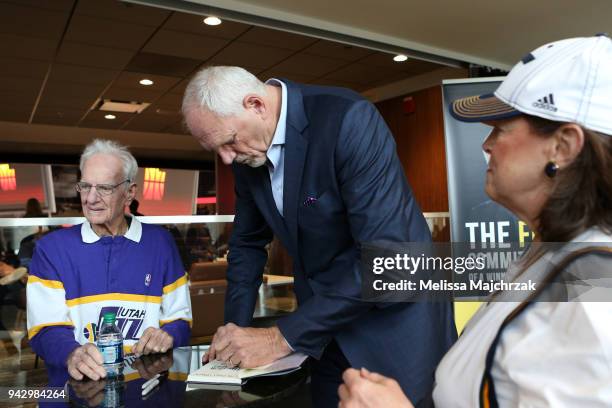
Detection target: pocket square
<box><xmin>302</xmin><ymin>196</ymin><xmax>317</xmax><ymax>206</ymax></box>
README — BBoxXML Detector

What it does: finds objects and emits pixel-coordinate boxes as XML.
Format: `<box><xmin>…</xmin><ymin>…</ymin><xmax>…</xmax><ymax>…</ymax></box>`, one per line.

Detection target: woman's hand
<box><xmin>338</xmin><ymin>367</ymin><xmax>414</xmax><ymax>408</ymax></box>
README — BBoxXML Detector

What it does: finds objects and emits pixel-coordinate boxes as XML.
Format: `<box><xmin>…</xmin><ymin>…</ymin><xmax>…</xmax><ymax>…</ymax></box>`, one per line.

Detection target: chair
<box><xmin>188</xmin><ymin>262</ymin><xmax>228</xmax><ymax>343</ymax></box>
<box><xmin>188</xmin><ymin>261</ymin><xmax>227</xmax><ymax>282</ymax></box>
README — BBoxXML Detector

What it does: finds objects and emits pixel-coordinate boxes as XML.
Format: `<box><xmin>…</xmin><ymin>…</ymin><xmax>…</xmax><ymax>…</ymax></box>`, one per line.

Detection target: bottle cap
<box><xmin>103</xmin><ymin>312</ymin><xmax>116</xmax><ymax>324</ymax></box>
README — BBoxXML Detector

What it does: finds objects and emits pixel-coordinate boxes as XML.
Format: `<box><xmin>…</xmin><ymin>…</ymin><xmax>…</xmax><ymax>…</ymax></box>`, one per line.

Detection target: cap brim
<box><xmin>449</xmin><ymin>93</ymin><xmax>521</xmax><ymax>122</ymax></box>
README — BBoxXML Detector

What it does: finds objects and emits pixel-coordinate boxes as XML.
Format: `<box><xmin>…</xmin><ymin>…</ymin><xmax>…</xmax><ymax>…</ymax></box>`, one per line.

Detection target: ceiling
<box><xmin>179</xmin><ymin>0</ymin><xmax>612</xmax><ymax>70</ymax></box>
<box><xmin>0</xmin><ymin>0</ymin><xmax>451</xmax><ymax>141</ymax></box>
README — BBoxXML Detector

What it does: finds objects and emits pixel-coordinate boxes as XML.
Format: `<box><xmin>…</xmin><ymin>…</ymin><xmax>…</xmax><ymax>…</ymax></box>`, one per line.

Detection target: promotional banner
<box><xmin>441</xmin><ymin>79</ymin><xmax>537</xmax><ymax>299</ymax></box>
<box><xmin>442</xmin><ymin>78</ymin><xmax>534</xmax><ymax>247</ymax></box>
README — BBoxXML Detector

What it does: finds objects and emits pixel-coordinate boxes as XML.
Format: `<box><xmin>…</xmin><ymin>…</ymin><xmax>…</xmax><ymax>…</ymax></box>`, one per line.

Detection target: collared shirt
<box><xmin>433</xmin><ymin>227</ymin><xmax>612</xmax><ymax>407</ymax></box>
<box><xmin>264</xmin><ymin>79</ymin><xmax>294</xmax><ymax>352</ymax></box>
<box><xmin>81</xmin><ymin>214</ymin><xmax>142</xmax><ymax>243</ymax></box>
<box><xmin>265</xmin><ymin>78</ymin><xmax>288</xmax><ymax>216</ymax></box>
<box><xmin>27</xmin><ymin>216</ymin><xmax>192</xmax><ymax>366</ymax></box>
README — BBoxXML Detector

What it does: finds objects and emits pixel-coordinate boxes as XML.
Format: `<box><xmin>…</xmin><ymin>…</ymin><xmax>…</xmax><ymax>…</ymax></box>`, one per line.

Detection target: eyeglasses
<box><xmin>75</xmin><ymin>180</ymin><xmax>130</xmax><ymax>196</ymax></box>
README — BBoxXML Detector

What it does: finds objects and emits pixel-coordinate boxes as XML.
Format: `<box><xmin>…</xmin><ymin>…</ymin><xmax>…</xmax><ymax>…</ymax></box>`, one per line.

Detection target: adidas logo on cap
<box><xmin>532</xmin><ymin>93</ymin><xmax>558</xmax><ymax>112</ymax></box>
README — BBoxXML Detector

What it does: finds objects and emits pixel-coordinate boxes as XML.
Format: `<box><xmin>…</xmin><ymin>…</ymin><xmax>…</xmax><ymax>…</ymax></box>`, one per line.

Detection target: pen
<box><xmin>141</xmin><ymin>378</ymin><xmax>160</xmax><ymax>396</ymax></box>
<box><xmin>141</xmin><ymin>373</ymin><xmax>160</xmax><ymax>390</ymax></box>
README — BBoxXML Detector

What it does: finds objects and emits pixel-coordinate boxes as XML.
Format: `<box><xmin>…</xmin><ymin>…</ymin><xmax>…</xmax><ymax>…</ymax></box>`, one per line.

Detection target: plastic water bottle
<box><xmin>97</xmin><ymin>312</ymin><xmax>124</xmax><ymax>376</ymax></box>
<box><xmin>102</xmin><ymin>374</ymin><xmax>125</xmax><ymax>408</ymax></box>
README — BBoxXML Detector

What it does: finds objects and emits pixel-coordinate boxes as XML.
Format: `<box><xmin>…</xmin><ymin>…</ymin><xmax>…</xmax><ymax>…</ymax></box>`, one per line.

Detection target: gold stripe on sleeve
<box><xmin>159</xmin><ymin>317</ymin><xmax>193</xmax><ymax>328</ymax></box>
<box><xmin>27</xmin><ymin>275</ymin><xmax>64</xmax><ymax>290</ymax></box>
<box><xmin>162</xmin><ymin>273</ymin><xmax>189</xmax><ymax>295</ymax></box>
<box><xmin>28</xmin><ymin>321</ymin><xmax>73</xmax><ymax>339</ymax></box>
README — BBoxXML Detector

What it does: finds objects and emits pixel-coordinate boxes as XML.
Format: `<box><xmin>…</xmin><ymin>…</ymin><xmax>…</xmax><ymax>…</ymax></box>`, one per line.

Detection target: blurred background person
<box><xmin>129</xmin><ymin>198</ymin><xmax>144</xmax><ymax>216</ymax></box>
<box><xmin>24</xmin><ymin>198</ymin><xmax>44</xmax><ymax>218</ymax></box>
<box><xmin>0</xmin><ymin>197</ymin><xmax>48</xmax><ymax>336</ymax></box>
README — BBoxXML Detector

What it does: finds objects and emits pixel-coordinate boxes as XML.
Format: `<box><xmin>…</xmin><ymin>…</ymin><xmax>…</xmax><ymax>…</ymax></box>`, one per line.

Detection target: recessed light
<box><xmin>393</xmin><ymin>54</ymin><xmax>408</xmax><ymax>62</ymax></box>
<box><xmin>104</xmin><ymin>114</ymin><xmax>116</xmax><ymax>120</ymax></box>
<box><xmin>203</xmin><ymin>16</ymin><xmax>222</xmax><ymax>26</ymax></box>
<box><xmin>139</xmin><ymin>78</ymin><xmax>154</xmax><ymax>86</ymax></box>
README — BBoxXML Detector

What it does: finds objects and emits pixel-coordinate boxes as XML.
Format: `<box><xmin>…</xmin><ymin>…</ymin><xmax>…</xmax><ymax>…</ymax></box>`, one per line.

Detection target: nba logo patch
<box><xmin>145</xmin><ymin>274</ymin><xmax>151</xmax><ymax>286</ymax></box>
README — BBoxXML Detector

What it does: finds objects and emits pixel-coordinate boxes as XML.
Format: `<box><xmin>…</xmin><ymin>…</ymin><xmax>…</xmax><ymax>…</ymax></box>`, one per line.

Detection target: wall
<box><xmin>375</xmin><ymin>86</ymin><xmax>449</xmax><ymax>212</ymax></box>
<box><xmin>364</xmin><ymin>67</ymin><xmax>467</xmax><ymax>103</ymax></box>
<box><xmin>216</xmin><ymin>159</ymin><xmax>235</xmax><ymax>216</ymax></box>
<box><xmin>0</xmin><ymin>164</ymin><xmax>47</xmax><ymax>212</ymax></box>
<box><xmin>134</xmin><ymin>168</ymin><xmax>198</xmax><ymax>216</ymax></box>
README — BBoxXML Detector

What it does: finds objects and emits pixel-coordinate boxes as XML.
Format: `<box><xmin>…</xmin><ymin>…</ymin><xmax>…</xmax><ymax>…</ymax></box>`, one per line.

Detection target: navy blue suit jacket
<box><xmin>224</xmin><ymin>80</ymin><xmax>456</xmax><ymax>403</ymax></box>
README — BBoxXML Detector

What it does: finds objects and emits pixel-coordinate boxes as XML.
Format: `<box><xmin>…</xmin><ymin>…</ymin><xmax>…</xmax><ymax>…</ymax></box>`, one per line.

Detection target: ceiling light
<box><xmin>139</xmin><ymin>78</ymin><xmax>154</xmax><ymax>86</ymax></box>
<box><xmin>104</xmin><ymin>114</ymin><xmax>116</xmax><ymax>120</ymax></box>
<box><xmin>203</xmin><ymin>16</ymin><xmax>222</xmax><ymax>26</ymax></box>
<box><xmin>393</xmin><ymin>54</ymin><xmax>408</xmax><ymax>62</ymax></box>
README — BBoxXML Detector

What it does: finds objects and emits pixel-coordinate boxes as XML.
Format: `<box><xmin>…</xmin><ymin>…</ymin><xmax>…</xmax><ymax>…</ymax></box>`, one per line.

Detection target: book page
<box><xmin>193</xmin><ymin>360</ymin><xmax>241</xmax><ymax>378</ymax></box>
<box><xmin>187</xmin><ymin>353</ymin><xmax>308</xmax><ymax>383</ymax></box>
<box><xmin>240</xmin><ymin>353</ymin><xmax>308</xmax><ymax>379</ymax></box>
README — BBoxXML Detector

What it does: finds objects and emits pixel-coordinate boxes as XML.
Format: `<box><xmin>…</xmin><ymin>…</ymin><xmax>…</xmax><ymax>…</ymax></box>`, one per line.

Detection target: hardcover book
<box><xmin>186</xmin><ymin>353</ymin><xmax>308</xmax><ymax>385</ymax></box>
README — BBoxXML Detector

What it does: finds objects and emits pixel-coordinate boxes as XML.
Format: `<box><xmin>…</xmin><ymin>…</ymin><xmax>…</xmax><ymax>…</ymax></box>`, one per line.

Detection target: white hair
<box><xmin>79</xmin><ymin>139</ymin><xmax>138</xmax><ymax>182</ymax></box>
<box><xmin>181</xmin><ymin>66</ymin><xmax>268</xmax><ymax>117</ymax></box>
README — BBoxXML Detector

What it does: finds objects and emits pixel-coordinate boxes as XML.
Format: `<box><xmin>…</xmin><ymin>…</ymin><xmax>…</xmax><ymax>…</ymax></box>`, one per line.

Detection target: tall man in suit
<box><xmin>182</xmin><ymin>66</ymin><xmax>456</xmax><ymax>407</ymax></box>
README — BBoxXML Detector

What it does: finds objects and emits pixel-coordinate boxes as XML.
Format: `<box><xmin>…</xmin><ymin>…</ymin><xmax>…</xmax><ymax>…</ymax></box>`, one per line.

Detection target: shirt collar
<box><xmin>265</xmin><ymin>79</ymin><xmax>287</xmax><ymax>171</ymax></box>
<box><xmin>266</xmin><ymin>78</ymin><xmax>287</xmax><ymax>147</ymax></box>
<box><xmin>81</xmin><ymin>215</ymin><xmax>142</xmax><ymax>243</ymax></box>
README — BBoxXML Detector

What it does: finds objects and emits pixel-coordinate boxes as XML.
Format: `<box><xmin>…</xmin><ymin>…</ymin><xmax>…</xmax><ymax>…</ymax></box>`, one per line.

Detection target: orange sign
<box><xmin>0</xmin><ymin>164</ymin><xmax>16</xmax><ymax>191</ymax></box>
<box><xmin>143</xmin><ymin>168</ymin><xmax>166</xmax><ymax>200</ymax></box>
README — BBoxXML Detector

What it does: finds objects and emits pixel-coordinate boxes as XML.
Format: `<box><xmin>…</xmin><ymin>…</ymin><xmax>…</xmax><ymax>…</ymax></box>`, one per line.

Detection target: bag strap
<box><xmin>479</xmin><ymin>246</ymin><xmax>612</xmax><ymax>408</ymax></box>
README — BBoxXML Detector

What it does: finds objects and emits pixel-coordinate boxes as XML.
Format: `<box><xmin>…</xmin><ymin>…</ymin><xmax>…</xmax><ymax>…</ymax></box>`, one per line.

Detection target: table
<box><xmin>45</xmin><ymin>346</ymin><xmax>310</xmax><ymax>407</ymax></box>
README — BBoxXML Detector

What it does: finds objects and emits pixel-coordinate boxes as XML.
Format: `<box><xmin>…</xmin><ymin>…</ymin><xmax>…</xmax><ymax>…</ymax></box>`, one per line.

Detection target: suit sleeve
<box><xmin>277</xmin><ymin>100</ymin><xmax>431</xmax><ymax>358</ymax></box>
<box><xmin>27</xmin><ymin>240</ymin><xmax>80</xmax><ymax>367</ymax></box>
<box><xmin>224</xmin><ymin>166</ymin><xmax>274</xmax><ymax>326</ymax></box>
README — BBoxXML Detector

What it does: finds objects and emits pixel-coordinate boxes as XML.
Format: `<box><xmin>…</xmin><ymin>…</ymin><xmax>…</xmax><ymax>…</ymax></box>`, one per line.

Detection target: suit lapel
<box><xmin>282</xmin><ymin>81</ymin><xmax>309</xmax><ymax>253</ymax></box>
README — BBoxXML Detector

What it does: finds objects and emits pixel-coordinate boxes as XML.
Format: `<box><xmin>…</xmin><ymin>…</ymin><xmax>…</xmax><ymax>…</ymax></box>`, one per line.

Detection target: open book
<box><xmin>187</xmin><ymin>353</ymin><xmax>308</xmax><ymax>385</ymax></box>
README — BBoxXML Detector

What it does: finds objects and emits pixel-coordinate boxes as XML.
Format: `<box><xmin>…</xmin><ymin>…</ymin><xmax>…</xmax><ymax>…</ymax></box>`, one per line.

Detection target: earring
<box><xmin>544</xmin><ymin>161</ymin><xmax>559</xmax><ymax>178</ymax></box>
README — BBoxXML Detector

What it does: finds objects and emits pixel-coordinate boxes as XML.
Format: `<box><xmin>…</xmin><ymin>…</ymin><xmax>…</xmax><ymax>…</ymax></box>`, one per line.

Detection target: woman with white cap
<box><xmin>339</xmin><ymin>34</ymin><xmax>612</xmax><ymax>408</ymax></box>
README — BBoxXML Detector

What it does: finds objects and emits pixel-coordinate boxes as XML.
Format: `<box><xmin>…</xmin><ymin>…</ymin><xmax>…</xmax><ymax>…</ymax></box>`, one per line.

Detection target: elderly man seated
<box><xmin>27</xmin><ymin>139</ymin><xmax>192</xmax><ymax>381</ymax></box>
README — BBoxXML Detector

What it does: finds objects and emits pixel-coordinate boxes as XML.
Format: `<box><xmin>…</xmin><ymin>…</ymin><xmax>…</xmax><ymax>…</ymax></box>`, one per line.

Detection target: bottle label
<box><xmin>99</xmin><ymin>343</ymin><xmax>123</xmax><ymax>365</ymax></box>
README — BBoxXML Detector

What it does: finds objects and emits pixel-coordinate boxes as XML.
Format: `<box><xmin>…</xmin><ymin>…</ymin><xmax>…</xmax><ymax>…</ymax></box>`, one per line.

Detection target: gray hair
<box><xmin>181</xmin><ymin>66</ymin><xmax>268</xmax><ymax>117</ymax></box>
<box><xmin>79</xmin><ymin>139</ymin><xmax>138</xmax><ymax>182</ymax></box>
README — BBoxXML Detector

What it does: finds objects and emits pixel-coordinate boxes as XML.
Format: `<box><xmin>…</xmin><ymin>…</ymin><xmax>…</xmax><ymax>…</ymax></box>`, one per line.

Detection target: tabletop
<box><xmin>34</xmin><ymin>346</ymin><xmax>311</xmax><ymax>408</ymax></box>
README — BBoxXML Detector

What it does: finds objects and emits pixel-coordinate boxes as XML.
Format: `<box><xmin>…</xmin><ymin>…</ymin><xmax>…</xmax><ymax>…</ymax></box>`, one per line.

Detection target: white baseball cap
<box><xmin>450</xmin><ymin>34</ymin><xmax>612</xmax><ymax>136</ymax></box>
